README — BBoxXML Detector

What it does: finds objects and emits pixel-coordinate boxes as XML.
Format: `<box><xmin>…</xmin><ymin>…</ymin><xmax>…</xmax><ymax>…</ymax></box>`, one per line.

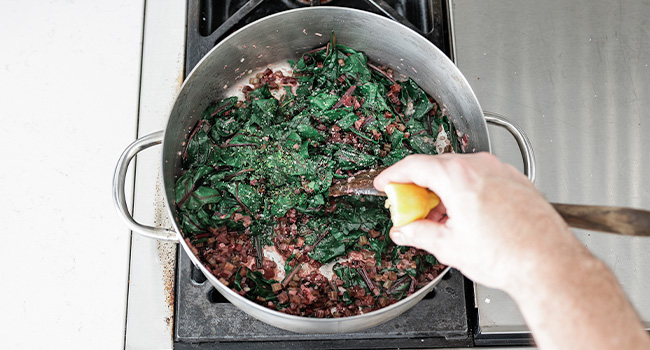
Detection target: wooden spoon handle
<box><xmin>551</xmin><ymin>203</ymin><xmax>650</xmax><ymax>236</ymax></box>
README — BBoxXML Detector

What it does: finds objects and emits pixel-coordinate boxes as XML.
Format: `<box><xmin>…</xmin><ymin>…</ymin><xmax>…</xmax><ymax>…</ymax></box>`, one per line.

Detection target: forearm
<box><xmin>373</xmin><ymin>154</ymin><xmax>650</xmax><ymax>348</ymax></box>
<box><xmin>509</xmin><ymin>245</ymin><xmax>650</xmax><ymax>350</ymax></box>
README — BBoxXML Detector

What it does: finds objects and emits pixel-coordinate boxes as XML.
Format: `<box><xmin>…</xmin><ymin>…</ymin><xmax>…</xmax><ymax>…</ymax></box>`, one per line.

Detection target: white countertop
<box><xmin>1</xmin><ymin>1</ymin><xmax>144</xmax><ymax>348</ymax></box>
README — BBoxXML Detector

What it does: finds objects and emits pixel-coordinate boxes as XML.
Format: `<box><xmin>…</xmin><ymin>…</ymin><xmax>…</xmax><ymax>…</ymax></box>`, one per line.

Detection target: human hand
<box><xmin>374</xmin><ymin>153</ymin><xmax>585</xmax><ymax>292</ymax></box>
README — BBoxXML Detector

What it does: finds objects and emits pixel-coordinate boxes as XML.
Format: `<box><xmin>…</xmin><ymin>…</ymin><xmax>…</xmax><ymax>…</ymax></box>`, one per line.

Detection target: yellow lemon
<box><xmin>384</xmin><ymin>183</ymin><xmax>440</xmax><ymax>227</ymax></box>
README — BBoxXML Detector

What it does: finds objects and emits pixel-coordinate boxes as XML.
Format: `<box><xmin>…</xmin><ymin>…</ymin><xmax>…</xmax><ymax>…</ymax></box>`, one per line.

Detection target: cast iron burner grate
<box><xmin>185</xmin><ymin>0</ymin><xmax>452</xmax><ymax>73</ymax></box>
<box><xmin>176</xmin><ymin>1</ymin><xmax>468</xmax><ymax>349</ymax></box>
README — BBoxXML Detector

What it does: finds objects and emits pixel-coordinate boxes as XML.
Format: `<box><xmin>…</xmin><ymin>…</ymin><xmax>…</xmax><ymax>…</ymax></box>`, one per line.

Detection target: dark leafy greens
<box><xmin>176</xmin><ymin>33</ymin><xmax>455</xmax><ymax>317</ymax></box>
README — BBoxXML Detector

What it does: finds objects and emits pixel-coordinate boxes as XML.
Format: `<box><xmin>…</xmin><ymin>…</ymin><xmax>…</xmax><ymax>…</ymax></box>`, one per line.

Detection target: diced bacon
<box><xmin>354</xmin><ymin>116</ymin><xmax>366</xmax><ymax>130</ymax></box>
<box><xmin>300</xmin><ymin>285</ymin><xmax>317</xmax><ymax>305</ymax></box>
<box><xmin>290</xmin><ymin>295</ymin><xmax>302</xmax><ymax>305</ymax></box>
<box><xmin>277</xmin><ymin>291</ymin><xmax>289</xmax><ymax>303</ymax></box>
<box><xmin>262</xmin><ymin>259</ymin><xmax>277</xmax><ymax>269</ymax></box>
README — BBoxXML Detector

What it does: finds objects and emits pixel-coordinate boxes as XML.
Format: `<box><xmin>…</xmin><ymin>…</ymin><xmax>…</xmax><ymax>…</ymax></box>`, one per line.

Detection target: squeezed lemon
<box><xmin>384</xmin><ymin>183</ymin><xmax>440</xmax><ymax>227</ymax></box>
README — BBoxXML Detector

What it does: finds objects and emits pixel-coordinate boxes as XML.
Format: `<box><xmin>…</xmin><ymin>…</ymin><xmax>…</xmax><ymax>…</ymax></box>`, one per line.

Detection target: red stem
<box><xmin>210</xmin><ymin>100</ymin><xmax>235</xmax><ymax>117</ymax></box>
<box><xmin>183</xmin><ymin>120</ymin><xmax>206</xmax><ymax>159</ymax></box>
<box><xmin>368</xmin><ymin>63</ymin><xmax>396</xmax><ymax>84</ymax></box>
<box><xmin>282</xmin><ymin>263</ymin><xmax>303</xmax><ymax>288</ymax></box>
<box><xmin>331</xmin><ymin>85</ymin><xmax>357</xmax><ymax>110</ymax></box>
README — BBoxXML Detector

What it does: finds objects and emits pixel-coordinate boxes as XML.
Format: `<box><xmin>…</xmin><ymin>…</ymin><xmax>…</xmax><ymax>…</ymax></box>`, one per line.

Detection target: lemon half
<box><xmin>384</xmin><ymin>183</ymin><xmax>440</xmax><ymax>227</ymax></box>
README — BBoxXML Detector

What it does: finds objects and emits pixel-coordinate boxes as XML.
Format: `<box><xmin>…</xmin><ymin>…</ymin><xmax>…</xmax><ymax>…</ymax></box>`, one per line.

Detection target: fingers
<box><xmin>373</xmin><ymin>154</ymin><xmax>456</xmax><ymax>198</ymax></box>
<box><xmin>389</xmin><ymin>219</ymin><xmax>450</xmax><ymax>256</ymax></box>
<box><xmin>374</xmin><ymin>152</ymin><xmax>523</xmax><ymax>201</ymax></box>
<box><xmin>426</xmin><ymin>202</ymin><xmax>447</xmax><ymax>223</ymax></box>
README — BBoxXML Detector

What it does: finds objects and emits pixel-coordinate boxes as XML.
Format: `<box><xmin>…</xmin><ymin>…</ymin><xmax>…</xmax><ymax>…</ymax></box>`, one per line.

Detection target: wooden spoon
<box><xmin>329</xmin><ymin>168</ymin><xmax>650</xmax><ymax>236</ymax></box>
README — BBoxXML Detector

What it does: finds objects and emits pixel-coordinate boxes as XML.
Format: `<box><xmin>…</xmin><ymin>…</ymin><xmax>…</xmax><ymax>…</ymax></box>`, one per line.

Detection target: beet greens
<box><xmin>175</xmin><ymin>33</ymin><xmax>454</xmax><ymax>317</ymax></box>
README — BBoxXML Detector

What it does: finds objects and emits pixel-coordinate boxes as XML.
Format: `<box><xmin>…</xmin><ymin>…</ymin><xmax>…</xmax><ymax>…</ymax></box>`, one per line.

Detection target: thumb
<box><xmin>390</xmin><ymin>219</ymin><xmax>449</xmax><ymax>255</ymax></box>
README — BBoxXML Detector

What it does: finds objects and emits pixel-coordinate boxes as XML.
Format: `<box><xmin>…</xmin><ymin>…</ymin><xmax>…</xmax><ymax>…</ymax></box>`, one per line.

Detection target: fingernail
<box><xmin>391</xmin><ymin>229</ymin><xmax>406</xmax><ymax>245</ymax></box>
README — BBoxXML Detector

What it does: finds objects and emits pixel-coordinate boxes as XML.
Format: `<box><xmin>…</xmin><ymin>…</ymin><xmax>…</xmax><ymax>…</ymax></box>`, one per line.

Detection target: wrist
<box><xmin>504</xmin><ymin>242</ymin><xmax>601</xmax><ymax>305</ymax></box>
<box><xmin>500</xmin><ymin>231</ymin><xmax>596</xmax><ymax>300</ymax></box>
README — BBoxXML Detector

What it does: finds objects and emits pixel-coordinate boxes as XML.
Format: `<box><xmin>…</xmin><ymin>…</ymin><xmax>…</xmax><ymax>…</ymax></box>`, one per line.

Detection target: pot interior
<box><xmin>161</xmin><ymin>6</ymin><xmax>486</xmax><ymax>331</ymax></box>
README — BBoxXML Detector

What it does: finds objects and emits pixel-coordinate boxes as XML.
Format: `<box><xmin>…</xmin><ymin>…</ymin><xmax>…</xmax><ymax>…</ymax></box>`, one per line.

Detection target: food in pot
<box><xmin>175</xmin><ymin>34</ymin><xmax>458</xmax><ymax>317</ymax></box>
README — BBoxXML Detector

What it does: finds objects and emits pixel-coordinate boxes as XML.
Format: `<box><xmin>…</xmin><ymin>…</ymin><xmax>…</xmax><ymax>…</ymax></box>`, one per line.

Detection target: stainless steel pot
<box><xmin>112</xmin><ymin>7</ymin><xmax>535</xmax><ymax>333</ymax></box>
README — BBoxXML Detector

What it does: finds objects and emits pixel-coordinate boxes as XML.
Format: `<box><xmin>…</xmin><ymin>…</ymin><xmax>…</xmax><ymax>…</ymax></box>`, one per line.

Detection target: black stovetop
<box><xmin>185</xmin><ymin>0</ymin><xmax>452</xmax><ymax>73</ymax></box>
<box><xmin>175</xmin><ymin>1</ymin><xmax>471</xmax><ymax>349</ymax></box>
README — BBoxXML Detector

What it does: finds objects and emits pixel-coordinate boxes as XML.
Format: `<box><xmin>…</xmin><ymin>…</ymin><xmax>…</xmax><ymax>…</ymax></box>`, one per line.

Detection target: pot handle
<box><xmin>483</xmin><ymin>111</ymin><xmax>537</xmax><ymax>184</ymax></box>
<box><xmin>112</xmin><ymin>130</ymin><xmax>178</xmax><ymax>242</ymax></box>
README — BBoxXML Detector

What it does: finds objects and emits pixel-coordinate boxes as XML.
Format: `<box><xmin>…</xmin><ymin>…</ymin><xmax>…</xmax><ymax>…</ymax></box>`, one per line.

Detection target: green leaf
<box><xmin>334</xmin><ymin>145</ymin><xmax>377</xmax><ymax>171</ymax></box>
<box><xmin>250</xmin><ymin>98</ymin><xmax>279</xmax><ymax>126</ymax></box>
<box><xmin>335</xmin><ymin>112</ymin><xmax>359</xmax><ymax>130</ymax></box>
<box><xmin>234</xmin><ymin>267</ymin><xmax>243</xmax><ymax>289</ymax></box>
<box><xmin>244</xmin><ymin>268</ymin><xmax>278</xmax><ymax>301</ymax></box>
<box><xmin>179</xmin><ymin>212</ymin><xmax>205</xmax><ymax>235</ymax></box>
<box><xmin>185</xmin><ymin>129</ymin><xmax>214</xmax><ymax>166</ymax></box>
<box><xmin>284</xmin><ymin>131</ymin><xmax>302</xmax><ymax>150</ymax></box>
<box><xmin>318</xmin><ymin>33</ymin><xmax>341</xmax><ymax>83</ymax></box>
<box><xmin>309</xmin><ymin>234</ymin><xmax>347</xmax><ymax>263</ymax></box>
<box><xmin>269</xmin><ymin>187</ymin><xmax>304</xmax><ymax>217</ymax></box>
<box><xmin>408</xmin><ymin>133</ymin><xmax>437</xmax><ymax>154</ymax></box>
<box><xmin>211</xmin><ymin>116</ymin><xmax>242</xmax><ymax>139</ymax></box>
<box><xmin>322</xmin><ymin>108</ymin><xmax>354</xmax><ymax>123</ymax></box>
<box><xmin>205</xmin><ymin>96</ymin><xmax>238</xmax><ymax>119</ymax></box>
<box><xmin>400</xmin><ymin>78</ymin><xmax>432</xmax><ymax>121</ymax></box>
<box><xmin>333</xmin><ymin>264</ymin><xmax>366</xmax><ymax>290</ymax></box>
<box><xmin>335</xmin><ymin>44</ymin><xmax>359</xmax><ymax>55</ymax></box>
<box><xmin>248</xmin><ymin>84</ymin><xmax>272</xmax><ymax>99</ymax></box>
<box><xmin>424</xmin><ymin>254</ymin><xmax>438</xmax><ymax>265</ymax></box>
<box><xmin>309</xmin><ymin>93</ymin><xmax>339</xmax><ymax>111</ymax></box>
<box><xmin>368</xmin><ymin>236</ymin><xmax>388</xmax><ymax>263</ymax></box>
<box><xmin>381</xmin><ymin>147</ymin><xmax>413</xmax><ymax>167</ymax></box>
<box><xmin>358</xmin><ymin>83</ymin><xmax>390</xmax><ymax>111</ymax></box>
<box><xmin>189</xmin><ymin>187</ymin><xmax>221</xmax><ymax>209</ymax></box>
<box><xmin>226</xmin><ymin>182</ymin><xmax>262</xmax><ymax>214</ymax></box>
<box><xmin>175</xmin><ymin>165</ymin><xmax>216</xmax><ymax>210</ymax></box>
<box><xmin>284</xmin><ymin>254</ymin><xmax>296</xmax><ymax>274</ymax></box>
<box><xmin>297</xmin><ymin>124</ymin><xmax>325</xmax><ymax>142</ymax></box>
<box><xmin>341</xmin><ymin>52</ymin><xmax>371</xmax><ymax>83</ymax></box>
<box><xmin>298</xmin><ymin>140</ymin><xmax>310</xmax><ymax>159</ymax></box>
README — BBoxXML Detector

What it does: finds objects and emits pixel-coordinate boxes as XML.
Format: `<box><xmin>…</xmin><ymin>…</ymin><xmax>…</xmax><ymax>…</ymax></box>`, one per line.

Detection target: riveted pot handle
<box><xmin>484</xmin><ymin>111</ymin><xmax>537</xmax><ymax>184</ymax></box>
<box><xmin>112</xmin><ymin>130</ymin><xmax>178</xmax><ymax>242</ymax></box>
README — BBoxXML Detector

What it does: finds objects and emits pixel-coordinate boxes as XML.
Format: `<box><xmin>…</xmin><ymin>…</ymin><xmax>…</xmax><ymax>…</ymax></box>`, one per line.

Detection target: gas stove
<box><xmin>125</xmin><ymin>1</ymin><xmax>650</xmax><ymax>348</ymax></box>
<box><xmin>173</xmin><ymin>1</ymin><xmax>471</xmax><ymax>349</ymax></box>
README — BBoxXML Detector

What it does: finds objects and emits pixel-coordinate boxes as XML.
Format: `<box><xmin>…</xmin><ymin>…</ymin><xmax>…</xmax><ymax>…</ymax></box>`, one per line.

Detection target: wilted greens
<box><xmin>175</xmin><ymin>33</ymin><xmax>455</xmax><ymax>317</ymax></box>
